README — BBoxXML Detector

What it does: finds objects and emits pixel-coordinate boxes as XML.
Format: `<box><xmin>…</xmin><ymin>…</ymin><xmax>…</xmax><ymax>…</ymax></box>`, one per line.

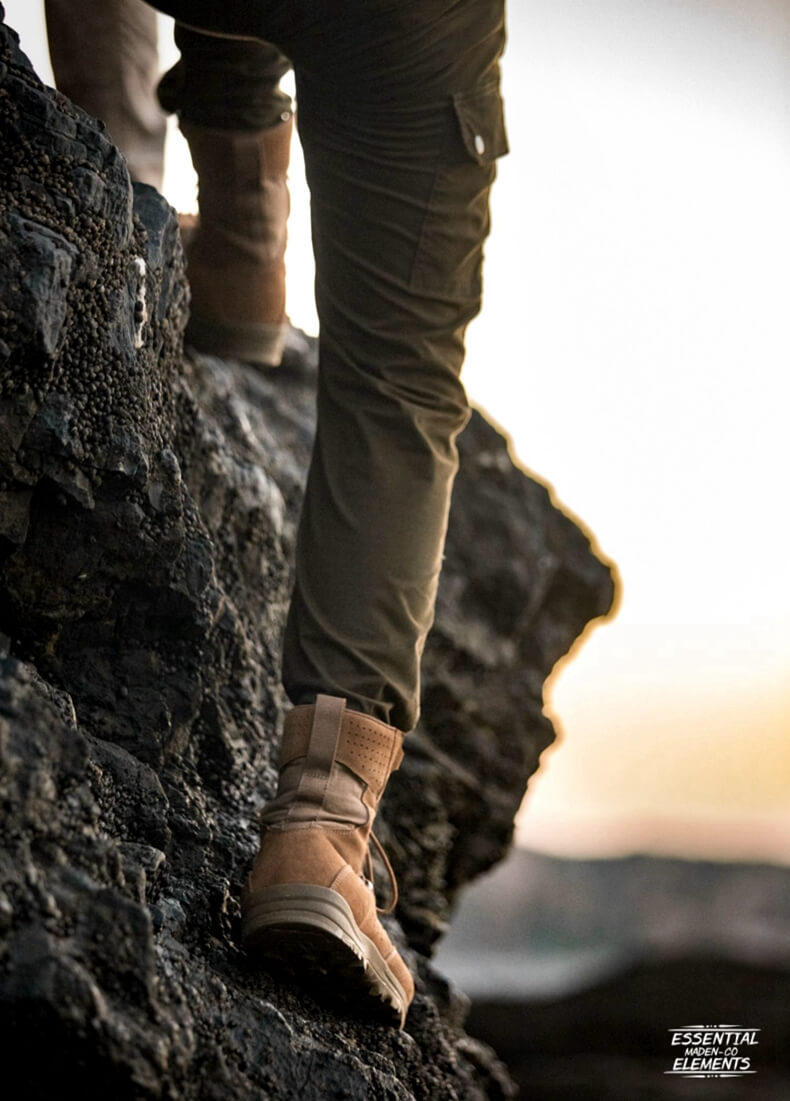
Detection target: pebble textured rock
<box><xmin>0</xmin><ymin>10</ymin><xmax>616</xmax><ymax>1098</ymax></box>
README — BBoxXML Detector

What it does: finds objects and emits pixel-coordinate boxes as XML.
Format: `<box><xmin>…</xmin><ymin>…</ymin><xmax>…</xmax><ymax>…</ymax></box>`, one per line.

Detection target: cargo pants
<box><xmin>152</xmin><ymin>1</ymin><xmax>509</xmax><ymax>734</ymax></box>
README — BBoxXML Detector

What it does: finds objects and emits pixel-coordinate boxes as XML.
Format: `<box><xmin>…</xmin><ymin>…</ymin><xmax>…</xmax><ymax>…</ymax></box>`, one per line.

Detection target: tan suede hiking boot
<box><xmin>241</xmin><ymin>695</ymin><xmax>415</xmax><ymax>1028</ymax></box>
<box><xmin>180</xmin><ymin>116</ymin><xmax>292</xmax><ymax>367</ymax></box>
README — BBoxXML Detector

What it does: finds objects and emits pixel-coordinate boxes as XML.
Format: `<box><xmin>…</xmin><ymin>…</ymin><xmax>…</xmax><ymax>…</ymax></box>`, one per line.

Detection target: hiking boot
<box><xmin>180</xmin><ymin>116</ymin><xmax>293</xmax><ymax>367</ymax></box>
<box><xmin>241</xmin><ymin>694</ymin><xmax>415</xmax><ymax>1028</ymax></box>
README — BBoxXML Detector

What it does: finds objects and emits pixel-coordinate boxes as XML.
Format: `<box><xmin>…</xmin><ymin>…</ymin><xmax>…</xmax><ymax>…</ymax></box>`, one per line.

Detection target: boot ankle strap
<box><xmin>280</xmin><ymin>697</ymin><xmax>404</xmax><ymax>796</ymax></box>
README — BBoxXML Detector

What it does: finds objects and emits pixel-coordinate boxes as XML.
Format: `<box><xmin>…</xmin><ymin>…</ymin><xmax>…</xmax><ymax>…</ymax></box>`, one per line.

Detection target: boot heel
<box><xmin>242</xmin><ymin>884</ymin><xmax>409</xmax><ymax>1027</ymax></box>
<box><xmin>242</xmin><ymin>883</ymin><xmax>363</xmax><ymax>953</ymax></box>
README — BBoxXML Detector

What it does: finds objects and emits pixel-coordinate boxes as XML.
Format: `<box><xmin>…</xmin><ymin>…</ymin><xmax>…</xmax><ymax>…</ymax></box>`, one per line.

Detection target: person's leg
<box><xmin>281</xmin><ymin>2</ymin><xmax>508</xmax><ymax>734</ymax></box>
<box><xmin>45</xmin><ymin>0</ymin><xmax>166</xmax><ymax>188</ymax></box>
<box><xmin>143</xmin><ymin>0</ymin><xmax>507</xmax><ymax>1026</ymax></box>
<box><xmin>240</xmin><ymin>0</ymin><xmax>507</xmax><ymax>1025</ymax></box>
<box><xmin>147</xmin><ymin>0</ymin><xmax>506</xmax><ymax>728</ymax></box>
<box><xmin>156</xmin><ymin>27</ymin><xmax>295</xmax><ymax>366</ymax></box>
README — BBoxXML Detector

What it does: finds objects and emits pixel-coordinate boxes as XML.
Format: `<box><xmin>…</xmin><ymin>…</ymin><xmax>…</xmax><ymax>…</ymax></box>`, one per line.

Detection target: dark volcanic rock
<box><xmin>0</xmin><ymin>11</ymin><xmax>615</xmax><ymax>1098</ymax></box>
<box><xmin>435</xmin><ymin>848</ymin><xmax>790</xmax><ymax>1098</ymax></box>
<box><xmin>468</xmin><ymin>958</ymin><xmax>790</xmax><ymax>1100</ymax></box>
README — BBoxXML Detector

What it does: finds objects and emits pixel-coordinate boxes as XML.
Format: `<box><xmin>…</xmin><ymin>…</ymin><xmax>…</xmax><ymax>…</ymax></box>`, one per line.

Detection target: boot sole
<box><xmin>185</xmin><ymin>315</ymin><xmax>286</xmax><ymax>368</ymax></box>
<box><xmin>241</xmin><ymin>884</ymin><xmax>409</xmax><ymax>1029</ymax></box>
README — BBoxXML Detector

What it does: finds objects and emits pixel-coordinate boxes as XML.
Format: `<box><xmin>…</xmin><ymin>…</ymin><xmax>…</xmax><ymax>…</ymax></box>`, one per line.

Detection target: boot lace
<box><xmin>365</xmin><ymin>830</ymin><xmax>399</xmax><ymax>915</ymax></box>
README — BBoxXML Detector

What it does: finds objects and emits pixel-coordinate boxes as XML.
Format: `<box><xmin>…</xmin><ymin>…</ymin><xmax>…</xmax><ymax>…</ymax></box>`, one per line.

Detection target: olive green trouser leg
<box><xmin>281</xmin><ymin>7</ymin><xmax>508</xmax><ymax>733</ymax></box>
<box><xmin>45</xmin><ymin>0</ymin><xmax>166</xmax><ymax>188</ymax></box>
<box><xmin>156</xmin><ymin>24</ymin><xmax>292</xmax><ymax>132</ymax></box>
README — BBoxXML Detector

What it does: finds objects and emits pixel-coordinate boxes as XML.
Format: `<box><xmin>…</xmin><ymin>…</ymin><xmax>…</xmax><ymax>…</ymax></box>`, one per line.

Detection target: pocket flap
<box><xmin>452</xmin><ymin>81</ymin><xmax>509</xmax><ymax>165</ymax></box>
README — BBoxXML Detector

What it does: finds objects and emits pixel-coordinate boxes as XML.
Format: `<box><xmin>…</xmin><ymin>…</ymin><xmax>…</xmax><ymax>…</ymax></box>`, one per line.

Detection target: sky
<box><xmin>482</xmin><ymin>0</ymin><xmax>790</xmax><ymax>863</ymax></box>
<box><xmin>6</xmin><ymin>0</ymin><xmax>790</xmax><ymax>865</ymax></box>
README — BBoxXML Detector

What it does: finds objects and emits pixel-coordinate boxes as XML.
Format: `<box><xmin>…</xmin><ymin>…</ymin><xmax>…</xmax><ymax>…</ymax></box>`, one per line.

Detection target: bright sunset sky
<box><xmin>7</xmin><ymin>0</ymin><xmax>790</xmax><ymax>864</ymax></box>
<box><xmin>476</xmin><ymin>0</ymin><xmax>790</xmax><ymax>863</ymax></box>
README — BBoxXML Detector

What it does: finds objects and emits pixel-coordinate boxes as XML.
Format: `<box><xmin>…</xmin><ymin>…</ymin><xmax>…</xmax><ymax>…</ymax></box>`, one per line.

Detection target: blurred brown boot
<box><xmin>241</xmin><ymin>694</ymin><xmax>415</xmax><ymax>1028</ymax></box>
<box><xmin>180</xmin><ymin>116</ymin><xmax>292</xmax><ymax>367</ymax></box>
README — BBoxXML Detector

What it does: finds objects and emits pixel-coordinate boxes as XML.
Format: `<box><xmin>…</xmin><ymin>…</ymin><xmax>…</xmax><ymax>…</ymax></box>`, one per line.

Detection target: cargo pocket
<box><xmin>410</xmin><ymin>80</ymin><xmax>509</xmax><ymax>296</ymax></box>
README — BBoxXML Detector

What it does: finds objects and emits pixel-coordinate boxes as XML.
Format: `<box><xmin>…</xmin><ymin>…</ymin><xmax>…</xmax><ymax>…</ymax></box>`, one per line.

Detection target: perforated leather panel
<box><xmin>279</xmin><ymin>699</ymin><xmax>404</xmax><ymax>794</ymax></box>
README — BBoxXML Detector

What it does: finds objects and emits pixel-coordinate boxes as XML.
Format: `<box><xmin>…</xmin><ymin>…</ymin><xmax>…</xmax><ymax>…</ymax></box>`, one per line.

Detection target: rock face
<box><xmin>0</xmin><ymin>11</ymin><xmax>616</xmax><ymax>1099</ymax></box>
<box><xmin>467</xmin><ymin>959</ymin><xmax>790</xmax><ymax>1101</ymax></box>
